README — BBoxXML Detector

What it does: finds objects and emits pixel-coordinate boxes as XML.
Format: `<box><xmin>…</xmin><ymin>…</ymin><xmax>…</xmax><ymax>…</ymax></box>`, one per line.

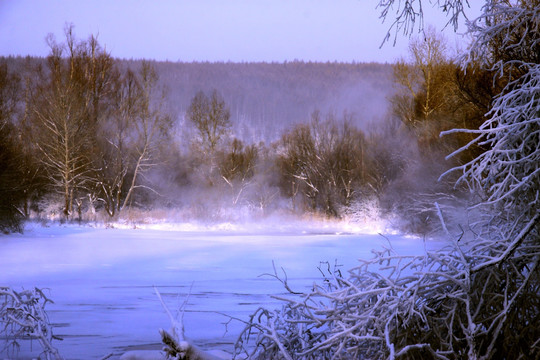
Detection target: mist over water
<box><xmin>94</xmin><ymin>60</ymin><xmax>410</xmax><ymax>231</ymax></box>
<box><xmin>1</xmin><ymin>223</ymin><xmax>428</xmax><ymax>359</ymax></box>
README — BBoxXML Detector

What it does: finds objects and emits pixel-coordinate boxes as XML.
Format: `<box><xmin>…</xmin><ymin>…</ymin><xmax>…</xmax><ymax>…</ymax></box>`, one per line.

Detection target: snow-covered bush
<box><xmin>234</xmin><ymin>223</ymin><xmax>539</xmax><ymax>359</ymax></box>
<box><xmin>0</xmin><ymin>287</ymin><xmax>62</xmax><ymax>360</ymax></box>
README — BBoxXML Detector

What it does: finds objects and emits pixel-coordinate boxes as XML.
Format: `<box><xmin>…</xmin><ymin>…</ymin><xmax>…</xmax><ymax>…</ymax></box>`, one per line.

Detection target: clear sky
<box><xmin>0</xmin><ymin>0</ymin><xmax>475</xmax><ymax>63</ymax></box>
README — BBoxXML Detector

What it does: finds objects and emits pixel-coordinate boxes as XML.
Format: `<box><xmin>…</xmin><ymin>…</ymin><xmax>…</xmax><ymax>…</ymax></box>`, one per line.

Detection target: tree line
<box><xmin>0</xmin><ymin>25</ymin><xmax>498</xmax><ymax>233</ymax></box>
<box><xmin>132</xmin><ymin>58</ymin><xmax>393</xmax><ymax>144</ymax></box>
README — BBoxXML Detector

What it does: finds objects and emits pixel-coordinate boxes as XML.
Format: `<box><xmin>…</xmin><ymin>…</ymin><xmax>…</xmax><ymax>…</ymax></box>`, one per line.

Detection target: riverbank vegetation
<box><xmin>0</xmin><ymin>24</ymin><xmax>496</xmax><ymax>235</ymax></box>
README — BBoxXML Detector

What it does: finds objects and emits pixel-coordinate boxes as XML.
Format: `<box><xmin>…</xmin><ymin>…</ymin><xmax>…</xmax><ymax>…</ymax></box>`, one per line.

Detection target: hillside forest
<box><xmin>0</xmin><ymin>25</ymin><xmax>494</xmax><ymax>233</ymax></box>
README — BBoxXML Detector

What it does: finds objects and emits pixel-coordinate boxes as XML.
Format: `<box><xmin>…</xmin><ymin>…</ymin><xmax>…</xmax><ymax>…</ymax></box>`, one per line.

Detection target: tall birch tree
<box><xmin>29</xmin><ymin>25</ymin><xmax>116</xmax><ymax>217</ymax></box>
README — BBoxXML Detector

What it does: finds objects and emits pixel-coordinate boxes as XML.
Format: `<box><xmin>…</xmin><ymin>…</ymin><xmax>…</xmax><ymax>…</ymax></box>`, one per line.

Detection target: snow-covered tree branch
<box><xmin>0</xmin><ymin>287</ymin><xmax>63</xmax><ymax>360</ymax></box>
<box><xmin>442</xmin><ymin>64</ymin><xmax>540</xmax><ymax>217</ymax></box>
<box><xmin>236</xmin><ymin>225</ymin><xmax>539</xmax><ymax>359</ymax></box>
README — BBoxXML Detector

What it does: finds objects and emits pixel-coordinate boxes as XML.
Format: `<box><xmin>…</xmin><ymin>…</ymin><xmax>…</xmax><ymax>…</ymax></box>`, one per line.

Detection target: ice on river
<box><xmin>0</xmin><ymin>220</ymin><xmax>434</xmax><ymax>359</ymax></box>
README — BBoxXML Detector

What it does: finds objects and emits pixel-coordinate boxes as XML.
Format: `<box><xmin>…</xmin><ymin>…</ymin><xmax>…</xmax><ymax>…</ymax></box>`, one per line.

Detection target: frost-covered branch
<box><xmin>0</xmin><ymin>287</ymin><xmax>63</xmax><ymax>360</ymax></box>
<box><xmin>236</xmin><ymin>218</ymin><xmax>539</xmax><ymax>359</ymax></box>
<box><xmin>441</xmin><ymin>64</ymin><xmax>540</xmax><ymax>219</ymax></box>
<box><xmin>153</xmin><ymin>286</ymin><xmax>225</xmax><ymax>360</ymax></box>
<box><xmin>463</xmin><ymin>2</ymin><xmax>539</xmax><ymax>74</ymax></box>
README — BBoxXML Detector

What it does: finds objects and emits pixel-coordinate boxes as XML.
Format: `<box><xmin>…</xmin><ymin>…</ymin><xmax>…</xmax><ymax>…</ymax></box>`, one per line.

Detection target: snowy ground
<box><xmin>0</xmin><ymin>220</ymin><xmax>437</xmax><ymax>359</ymax></box>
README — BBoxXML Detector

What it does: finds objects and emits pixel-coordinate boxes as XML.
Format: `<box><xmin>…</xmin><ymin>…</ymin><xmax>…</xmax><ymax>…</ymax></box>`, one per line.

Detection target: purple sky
<box><xmin>0</xmin><ymin>0</ymin><xmax>477</xmax><ymax>63</ymax></box>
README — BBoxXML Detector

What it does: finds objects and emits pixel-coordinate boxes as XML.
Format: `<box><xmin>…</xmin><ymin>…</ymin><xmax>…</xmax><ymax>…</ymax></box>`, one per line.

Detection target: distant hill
<box><xmin>4</xmin><ymin>57</ymin><xmax>394</xmax><ymax>143</ymax></box>
<box><xmin>125</xmin><ymin>60</ymin><xmax>394</xmax><ymax>143</ymax></box>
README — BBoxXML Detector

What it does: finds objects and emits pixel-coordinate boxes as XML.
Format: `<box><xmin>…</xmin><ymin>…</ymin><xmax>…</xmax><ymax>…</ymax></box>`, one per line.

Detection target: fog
<box><xmin>1</xmin><ymin>54</ymin><xmax>465</xmax><ymax>237</ymax></box>
<box><xmin>142</xmin><ymin>61</ymin><xmax>419</xmax><ymax>228</ymax></box>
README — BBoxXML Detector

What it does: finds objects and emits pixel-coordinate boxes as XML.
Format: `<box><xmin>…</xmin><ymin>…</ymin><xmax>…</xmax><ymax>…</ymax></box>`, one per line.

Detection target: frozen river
<box><xmin>0</xmin><ymin>221</ymin><xmax>428</xmax><ymax>359</ymax></box>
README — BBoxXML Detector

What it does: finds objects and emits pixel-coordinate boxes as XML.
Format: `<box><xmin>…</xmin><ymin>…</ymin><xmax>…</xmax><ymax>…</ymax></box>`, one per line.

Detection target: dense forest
<box><xmin>0</xmin><ymin>25</ymin><xmax>493</xmax><ymax>234</ymax></box>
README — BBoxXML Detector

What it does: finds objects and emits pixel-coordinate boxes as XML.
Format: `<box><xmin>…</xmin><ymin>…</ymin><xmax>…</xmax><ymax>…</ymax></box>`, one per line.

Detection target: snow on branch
<box><xmin>0</xmin><ymin>287</ymin><xmax>63</xmax><ymax>360</ymax></box>
<box><xmin>236</xmin><ymin>221</ymin><xmax>540</xmax><ymax>359</ymax></box>
<box><xmin>464</xmin><ymin>2</ymin><xmax>540</xmax><ymax>74</ymax></box>
<box><xmin>153</xmin><ymin>286</ymin><xmax>224</xmax><ymax>360</ymax></box>
<box><xmin>441</xmin><ymin>64</ymin><xmax>540</xmax><ymax>218</ymax></box>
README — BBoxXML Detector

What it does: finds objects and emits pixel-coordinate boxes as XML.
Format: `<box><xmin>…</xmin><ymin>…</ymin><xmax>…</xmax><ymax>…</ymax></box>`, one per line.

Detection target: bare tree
<box><xmin>31</xmin><ymin>35</ymin><xmax>92</xmax><ymax>217</ymax></box>
<box><xmin>391</xmin><ymin>27</ymin><xmax>459</xmax><ymax>153</ymax></box>
<box><xmin>278</xmin><ymin>111</ymin><xmax>366</xmax><ymax>216</ymax></box>
<box><xmin>95</xmin><ymin>69</ymin><xmax>142</xmax><ymax>216</ymax></box>
<box><xmin>278</xmin><ymin>122</ymin><xmax>318</xmax><ymax>211</ymax></box>
<box><xmin>120</xmin><ymin>61</ymin><xmax>172</xmax><ymax>211</ymax></box>
<box><xmin>22</xmin><ymin>27</ymin><xmax>171</xmax><ymax>219</ymax></box>
<box><xmin>187</xmin><ymin>89</ymin><xmax>231</xmax><ymax>155</ymax></box>
<box><xmin>28</xmin><ymin>25</ymin><xmax>115</xmax><ymax>218</ymax></box>
<box><xmin>186</xmin><ymin>89</ymin><xmax>231</xmax><ymax>186</ymax></box>
<box><xmin>219</xmin><ymin>138</ymin><xmax>258</xmax><ymax>205</ymax></box>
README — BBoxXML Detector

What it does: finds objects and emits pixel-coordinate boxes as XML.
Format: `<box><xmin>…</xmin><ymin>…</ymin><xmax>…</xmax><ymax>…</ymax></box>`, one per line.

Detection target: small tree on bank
<box><xmin>277</xmin><ymin>111</ymin><xmax>367</xmax><ymax>216</ymax></box>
